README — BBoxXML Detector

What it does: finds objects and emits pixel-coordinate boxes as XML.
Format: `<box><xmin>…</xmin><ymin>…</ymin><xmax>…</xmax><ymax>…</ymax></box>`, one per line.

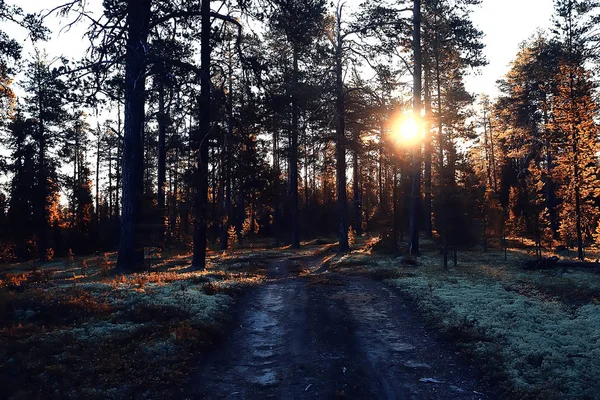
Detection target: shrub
<box><xmin>97</xmin><ymin>253</ymin><xmax>111</xmax><ymax>276</ymax></box>
<box><xmin>348</xmin><ymin>226</ymin><xmax>356</xmax><ymax>248</ymax></box>
<box><xmin>227</xmin><ymin>226</ymin><xmax>238</xmax><ymax>250</ymax></box>
<box><xmin>202</xmin><ymin>282</ymin><xmax>220</xmax><ymax>295</ymax></box>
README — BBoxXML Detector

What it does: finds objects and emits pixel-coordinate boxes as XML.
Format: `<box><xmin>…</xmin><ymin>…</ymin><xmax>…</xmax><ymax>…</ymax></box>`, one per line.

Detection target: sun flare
<box><xmin>391</xmin><ymin>114</ymin><xmax>421</xmax><ymax>146</ymax></box>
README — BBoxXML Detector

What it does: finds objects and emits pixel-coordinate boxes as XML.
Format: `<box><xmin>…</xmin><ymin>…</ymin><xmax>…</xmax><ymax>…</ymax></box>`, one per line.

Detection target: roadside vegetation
<box><xmin>0</xmin><ymin>248</ymin><xmax>270</xmax><ymax>399</ymax></box>
<box><xmin>331</xmin><ymin>236</ymin><xmax>600</xmax><ymax>399</ymax></box>
<box><xmin>0</xmin><ymin>239</ymin><xmax>336</xmax><ymax>399</ymax></box>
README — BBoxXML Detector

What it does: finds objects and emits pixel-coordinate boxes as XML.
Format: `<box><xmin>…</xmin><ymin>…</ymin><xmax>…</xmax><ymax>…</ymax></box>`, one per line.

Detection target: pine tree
<box><xmin>22</xmin><ymin>53</ymin><xmax>69</xmax><ymax>261</ymax></box>
<box><xmin>551</xmin><ymin>63</ymin><xmax>599</xmax><ymax>259</ymax></box>
<box><xmin>5</xmin><ymin>112</ymin><xmax>37</xmax><ymax>260</ymax></box>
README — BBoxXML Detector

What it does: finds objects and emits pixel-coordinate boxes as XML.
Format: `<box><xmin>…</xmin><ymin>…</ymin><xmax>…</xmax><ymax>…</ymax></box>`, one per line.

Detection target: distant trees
<box><xmin>23</xmin><ymin>54</ymin><xmax>69</xmax><ymax>261</ymax></box>
<box><xmin>3</xmin><ymin>0</ymin><xmax>600</xmax><ymax>268</ymax></box>
<box><xmin>476</xmin><ymin>0</ymin><xmax>600</xmax><ymax>260</ymax></box>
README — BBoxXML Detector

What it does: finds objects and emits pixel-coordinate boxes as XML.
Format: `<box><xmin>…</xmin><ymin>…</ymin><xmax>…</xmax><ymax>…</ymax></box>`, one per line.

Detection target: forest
<box><xmin>1</xmin><ymin>0</ymin><xmax>600</xmax><ymax>399</ymax></box>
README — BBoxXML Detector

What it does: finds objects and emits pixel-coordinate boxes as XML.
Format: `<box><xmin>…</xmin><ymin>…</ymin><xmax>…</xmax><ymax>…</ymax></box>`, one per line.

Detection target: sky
<box><xmin>465</xmin><ymin>0</ymin><xmax>555</xmax><ymax>98</ymax></box>
<box><xmin>6</xmin><ymin>0</ymin><xmax>556</xmax><ymax>99</ymax></box>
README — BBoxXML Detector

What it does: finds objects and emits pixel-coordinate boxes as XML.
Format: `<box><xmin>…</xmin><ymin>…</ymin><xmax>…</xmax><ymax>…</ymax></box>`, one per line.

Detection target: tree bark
<box><xmin>335</xmin><ymin>12</ymin><xmax>348</xmax><ymax>253</ymax></box>
<box><xmin>352</xmin><ymin>146</ymin><xmax>362</xmax><ymax>235</ymax></box>
<box><xmin>423</xmin><ymin>68</ymin><xmax>432</xmax><ymax>238</ymax></box>
<box><xmin>37</xmin><ymin>82</ymin><xmax>47</xmax><ymax>262</ymax></box>
<box><xmin>409</xmin><ymin>0</ymin><xmax>422</xmax><ymax>256</ymax></box>
<box><xmin>157</xmin><ymin>80</ymin><xmax>167</xmax><ymax>248</ymax></box>
<box><xmin>289</xmin><ymin>46</ymin><xmax>300</xmax><ymax>248</ymax></box>
<box><xmin>192</xmin><ymin>0</ymin><xmax>211</xmax><ymax>269</ymax></box>
<box><xmin>220</xmin><ymin>49</ymin><xmax>234</xmax><ymax>250</ymax></box>
<box><xmin>434</xmin><ymin>4</ymin><xmax>447</xmax><ymax>268</ymax></box>
<box><xmin>95</xmin><ymin>125</ymin><xmax>101</xmax><ymax>228</ymax></box>
<box><xmin>116</xmin><ymin>0</ymin><xmax>151</xmax><ymax>272</ymax></box>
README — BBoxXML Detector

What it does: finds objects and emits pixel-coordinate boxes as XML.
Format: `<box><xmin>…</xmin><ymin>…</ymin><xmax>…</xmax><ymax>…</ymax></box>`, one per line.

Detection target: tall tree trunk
<box><xmin>392</xmin><ymin>164</ymin><xmax>399</xmax><ymax>251</ymax></box>
<box><xmin>171</xmin><ymin>145</ymin><xmax>179</xmax><ymax>244</ymax></box>
<box><xmin>37</xmin><ymin>93</ymin><xmax>47</xmax><ymax>262</ymax></box>
<box><xmin>289</xmin><ymin>46</ymin><xmax>300</xmax><ymax>248</ymax></box>
<box><xmin>574</xmin><ymin>139</ymin><xmax>583</xmax><ymax>260</ymax></box>
<box><xmin>423</xmin><ymin>68</ymin><xmax>432</xmax><ymax>238</ymax></box>
<box><xmin>220</xmin><ymin>49</ymin><xmax>234</xmax><ymax>250</ymax></box>
<box><xmin>352</xmin><ymin>147</ymin><xmax>362</xmax><ymax>235</ymax></box>
<box><xmin>571</xmin><ymin>118</ymin><xmax>584</xmax><ymax>260</ymax></box>
<box><xmin>482</xmin><ymin>107</ymin><xmax>493</xmax><ymax>188</ymax></box>
<box><xmin>487</xmin><ymin>116</ymin><xmax>498</xmax><ymax>193</ymax></box>
<box><xmin>304</xmin><ymin>127</ymin><xmax>310</xmax><ymax>212</ymax></box>
<box><xmin>108</xmin><ymin>146</ymin><xmax>112</xmax><ymax>217</ymax></box>
<box><xmin>157</xmin><ymin>80</ymin><xmax>167</xmax><ymax>248</ymax></box>
<box><xmin>434</xmin><ymin>6</ymin><xmax>447</xmax><ymax>269</ymax></box>
<box><xmin>192</xmin><ymin>0</ymin><xmax>211</xmax><ymax>269</ymax></box>
<box><xmin>115</xmin><ymin>101</ymin><xmax>122</xmax><ymax>220</ymax></box>
<box><xmin>116</xmin><ymin>0</ymin><xmax>151</xmax><ymax>272</ymax></box>
<box><xmin>378</xmin><ymin>129</ymin><xmax>386</xmax><ymax>213</ymax></box>
<box><xmin>72</xmin><ymin>128</ymin><xmax>78</xmax><ymax>228</ymax></box>
<box><xmin>95</xmin><ymin>125</ymin><xmax>101</xmax><ymax>227</ymax></box>
<box><xmin>409</xmin><ymin>0</ymin><xmax>422</xmax><ymax>256</ymax></box>
<box><xmin>335</xmin><ymin>13</ymin><xmax>348</xmax><ymax>253</ymax></box>
<box><xmin>273</xmin><ymin>128</ymin><xmax>280</xmax><ymax>246</ymax></box>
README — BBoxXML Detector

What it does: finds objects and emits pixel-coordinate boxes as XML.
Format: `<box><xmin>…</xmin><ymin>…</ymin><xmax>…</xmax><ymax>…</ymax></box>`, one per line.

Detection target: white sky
<box><xmin>6</xmin><ymin>0</ymin><xmax>556</xmax><ymax>99</ymax></box>
<box><xmin>465</xmin><ymin>0</ymin><xmax>555</xmax><ymax>97</ymax></box>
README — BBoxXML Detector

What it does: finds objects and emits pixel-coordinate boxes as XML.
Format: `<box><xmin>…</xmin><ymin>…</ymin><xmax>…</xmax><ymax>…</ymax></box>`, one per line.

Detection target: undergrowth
<box><xmin>0</xmin><ymin>248</ymin><xmax>267</xmax><ymax>399</ymax></box>
<box><xmin>335</xmin><ymin>236</ymin><xmax>600</xmax><ymax>399</ymax></box>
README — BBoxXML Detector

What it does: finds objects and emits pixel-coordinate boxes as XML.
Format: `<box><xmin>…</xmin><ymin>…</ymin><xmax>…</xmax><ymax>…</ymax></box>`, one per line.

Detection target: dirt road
<box><xmin>181</xmin><ymin>255</ymin><xmax>493</xmax><ymax>399</ymax></box>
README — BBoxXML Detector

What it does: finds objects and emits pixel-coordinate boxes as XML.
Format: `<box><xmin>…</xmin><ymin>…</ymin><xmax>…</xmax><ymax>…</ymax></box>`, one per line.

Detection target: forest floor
<box><xmin>324</xmin><ymin>237</ymin><xmax>600</xmax><ymax>399</ymax></box>
<box><xmin>0</xmin><ymin>246</ymin><xmax>289</xmax><ymax>399</ymax></box>
<box><xmin>2</xmin><ymin>237</ymin><xmax>599</xmax><ymax>399</ymax></box>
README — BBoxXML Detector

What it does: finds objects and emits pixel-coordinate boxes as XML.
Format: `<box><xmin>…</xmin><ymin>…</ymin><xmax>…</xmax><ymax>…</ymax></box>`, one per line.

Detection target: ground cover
<box><xmin>332</xmin><ymin>237</ymin><xmax>600</xmax><ymax>399</ymax></box>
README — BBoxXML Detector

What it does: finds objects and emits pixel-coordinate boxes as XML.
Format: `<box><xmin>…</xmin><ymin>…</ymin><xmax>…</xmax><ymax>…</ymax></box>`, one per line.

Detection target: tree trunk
<box><xmin>408</xmin><ymin>0</ymin><xmax>422</xmax><ymax>256</ymax></box>
<box><xmin>220</xmin><ymin>49</ymin><xmax>234</xmax><ymax>250</ymax></box>
<box><xmin>115</xmin><ymin>101</ymin><xmax>122</xmax><ymax>220</ymax></box>
<box><xmin>392</xmin><ymin>165</ymin><xmax>399</xmax><ymax>251</ymax></box>
<box><xmin>157</xmin><ymin>80</ymin><xmax>167</xmax><ymax>248</ymax></box>
<box><xmin>487</xmin><ymin>116</ymin><xmax>498</xmax><ymax>193</ymax></box>
<box><xmin>95</xmin><ymin>126</ymin><xmax>101</xmax><ymax>227</ymax></box>
<box><xmin>378</xmin><ymin>129</ymin><xmax>386</xmax><ymax>213</ymax></box>
<box><xmin>335</xmin><ymin>14</ymin><xmax>348</xmax><ymax>253</ymax></box>
<box><xmin>108</xmin><ymin>144</ymin><xmax>113</xmax><ymax>217</ymax></box>
<box><xmin>289</xmin><ymin>46</ymin><xmax>300</xmax><ymax>248</ymax></box>
<box><xmin>192</xmin><ymin>0</ymin><xmax>211</xmax><ymax>269</ymax></box>
<box><xmin>352</xmin><ymin>147</ymin><xmax>362</xmax><ymax>235</ymax></box>
<box><xmin>434</xmin><ymin>7</ymin><xmax>447</xmax><ymax>269</ymax></box>
<box><xmin>423</xmin><ymin>68</ymin><xmax>432</xmax><ymax>238</ymax></box>
<box><xmin>116</xmin><ymin>0</ymin><xmax>151</xmax><ymax>272</ymax></box>
<box><xmin>72</xmin><ymin>127</ymin><xmax>78</xmax><ymax>228</ymax></box>
<box><xmin>573</xmin><ymin>133</ymin><xmax>584</xmax><ymax>260</ymax></box>
<box><xmin>37</xmin><ymin>95</ymin><xmax>47</xmax><ymax>262</ymax></box>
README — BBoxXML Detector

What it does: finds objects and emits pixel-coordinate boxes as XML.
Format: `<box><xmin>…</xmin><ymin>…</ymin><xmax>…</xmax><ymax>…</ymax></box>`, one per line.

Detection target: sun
<box><xmin>391</xmin><ymin>114</ymin><xmax>421</xmax><ymax>146</ymax></box>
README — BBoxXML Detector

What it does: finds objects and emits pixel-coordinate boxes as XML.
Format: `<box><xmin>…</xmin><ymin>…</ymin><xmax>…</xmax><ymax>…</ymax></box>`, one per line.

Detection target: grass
<box><xmin>0</xmin><ymin>247</ymin><xmax>269</xmax><ymax>399</ymax></box>
<box><xmin>334</xmin><ymin>236</ymin><xmax>600</xmax><ymax>399</ymax></box>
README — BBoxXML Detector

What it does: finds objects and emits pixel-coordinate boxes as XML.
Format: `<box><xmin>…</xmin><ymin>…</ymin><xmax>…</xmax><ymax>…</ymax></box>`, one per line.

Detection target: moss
<box><xmin>390</xmin><ymin>276</ymin><xmax>600</xmax><ymax>398</ymax></box>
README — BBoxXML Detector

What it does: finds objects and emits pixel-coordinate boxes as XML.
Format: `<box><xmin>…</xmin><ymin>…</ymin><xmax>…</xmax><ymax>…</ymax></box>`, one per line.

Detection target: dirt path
<box><xmin>181</xmin><ymin>255</ymin><xmax>493</xmax><ymax>399</ymax></box>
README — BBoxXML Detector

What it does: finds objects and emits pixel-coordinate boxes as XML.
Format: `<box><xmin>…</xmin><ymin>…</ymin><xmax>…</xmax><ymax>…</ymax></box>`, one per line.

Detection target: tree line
<box><xmin>0</xmin><ymin>0</ymin><xmax>598</xmax><ymax>271</ymax></box>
